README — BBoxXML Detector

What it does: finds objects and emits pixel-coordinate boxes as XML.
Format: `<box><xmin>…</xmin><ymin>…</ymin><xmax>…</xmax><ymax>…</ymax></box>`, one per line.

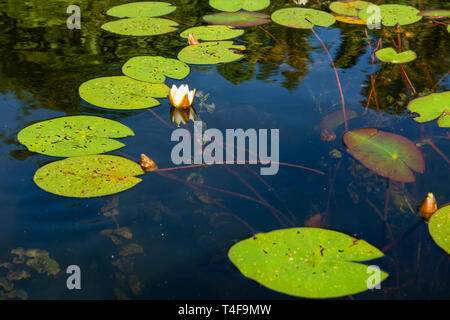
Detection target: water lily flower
<box><xmin>169</xmin><ymin>84</ymin><xmax>196</xmax><ymax>108</ymax></box>
<box><xmin>293</xmin><ymin>0</ymin><xmax>308</xmax><ymax>5</ymax></box>
<box><xmin>170</xmin><ymin>105</ymin><xmax>197</xmax><ymax>126</ymax></box>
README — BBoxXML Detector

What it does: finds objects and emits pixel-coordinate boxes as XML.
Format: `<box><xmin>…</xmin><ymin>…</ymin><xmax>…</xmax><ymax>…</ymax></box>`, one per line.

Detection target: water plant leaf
<box><xmin>329</xmin><ymin>1</ymin><xmax>372</xmax><ymax>17</ymax></box>
<box><xmin>343</xmin><ymin>128</ymin><xmax>425</xmax><ymax>183</ymax></box>
<box><xmin>106</xmin><ymin>2</ymin><xmax>176</xmax><ymax>18</ymax></box>
<box><xmin>122</xmin><ymin>56</ymin><xmax>190</xmax><ymax>83</ymax></box>
<box><xmin>428</xmin><ymin>205</ymin><xmax>450</xmax><ymax>254</ymax></box>
<box><xmin>101</xmin><ymin>17</ymin><xmax>178</xmax><ymax>36</ymax></box>
<box><xmin>209</xmin><ymin>0</ymin><xmax>270</xmax><ymax>12</ymax></box>
<box><xmin>334</xmin><ymin>14</ymin><xmax>366</xmax><ymax>25</ymax></box>
<box><xmin>406</xmin><ymin>91</ymin><xmax>450</xmax><ymax>128</ymax></box>
<box><xmin>359</xmin><ymin>4</ymin><xmax>422</xmax><ymax>26</ymax></box>
<box><xmin>203</xmin><ymin>11</ymin><xmax>271</xmax><ymax>27</ymax></box>
<box><xmin>375</xmin><ymin>47</ymin><xmax>417</xmax><ymax>64</ymax></box>
<box><xmin>417</xmin><ymin>9</ymin><xmax>450</xmax><ymax>19</ymax></box>
<box><xmin>17</xmin><ymin>116</ymin><xmax>134</xmax><ymax>157</ymax></box>
<box><xmin>271</xmin><ymin>8</ymin><xmax>336</xmax><ymax>29</ymax></box>
<box><xmin>319</xmin><ymin>110</ymin><xmax>357</xmax><ymax>132</ymax></box>
<box><xmin>178</xmin><ymin>41</ymin><xmax>245</xmax><ymax>65</ymax></box>
<box><xmin>180</xmin><ymin>25</ymin><xmax>244</xmax><ymax>41</ymax></box>
<box><xmin>34</xmin><ymin>155</ymin><xmax>144</xmax><ymax>198</ymax></box>
<box><xmin>228</xmin><ymin>227</ymin><xmax>388</xmax><ymax>298</ymax></box>
<box><xmin>79</xmin><ymin>76</ymin><xmax>169</xmax><ymax>110</ymax></box>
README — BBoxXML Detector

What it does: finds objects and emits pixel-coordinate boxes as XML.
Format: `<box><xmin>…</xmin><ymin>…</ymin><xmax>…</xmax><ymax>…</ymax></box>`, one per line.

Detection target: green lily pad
<box><xmin>417</xmin><ymin>9</ymin><xmax>450</xmax><ymax>19</ymax></box>
<box><xmin>329</xmin><ymin>1</ymin><xmax>373</xmax><ymax>17</ymax></box>
<box><xmin>228</xmin><ymin>227</ymin><xmax>388</xmax><ymax>299</ymax></box>
<box><xmin>343</xmin><ymin>128</ymin><xmax>425</xmax><ymax>183</ymax></box>
<box><xmin>106</xmin><ymin>2</ymin><xmax>176</xmax><ymax>18</ymax></box>
<box><xmin>178</xmin><ymin>41</ymin><xmax>245</xmax><ymax>65</ymax></box>
<box><xmin>359</xmin><ymin>4</ymin><xmax>422</xmax><ymax>26</ymax></box>
<box><xmin>429</xmin><ymin>205</ymin><xmax>450</xmax><ymax>254</ymax></box>
<box><xmin>209</xmin><ymin>0</ymin><xmax>270</xmax><ymax>12</ymax></box>
<box><xmin>180</xmin><ymin>25</ymin><xmax>244</xmax><ymax>41</ymax></box>
<box><xmin>17</xmin><ymin>116</ymin><xmax>134</xmax><ymax>157</ymax></box>
<box><xmin>34</xmin><ymin>155</ymin><xmax>144</xmax><ymax>198</ymax></box>
<box><xmin>375</xmin><ymin>47</ymin><xmax>417</xmax><ymax>64</ymax></box>
<box><xmin>407</xmin><ymin>91</ymin><xmax>450</xmax><ymax>128</ymax></box>
<box><xmin>101</xmin><ymin>17</ymin><xmax>178</xmax><ymax>36</ymax></box>
<box><xmin>271</xmin><ymin>8</ymin><xmax>336</xmax><ymax>29</ymax></box>
<box><xmin>79</xmin><ymin>76</ymin><xmax>169</xmax><ymax>110</ymax></box>
<box><xmin>203</xmin><ymin>11</ymin><xmax>271</xmax><ymax>27</ymax></box>
<box><xmin>122</xmin><ymin>56</ymin><xmax>190</xmax><ymax>83</ymax></box>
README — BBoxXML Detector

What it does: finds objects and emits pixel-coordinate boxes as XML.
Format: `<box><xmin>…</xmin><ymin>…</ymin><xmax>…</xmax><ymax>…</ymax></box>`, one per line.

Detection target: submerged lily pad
<box><xmin>106</xmin><ymin>2</ymin><xmax>176</xmax><ymax>18</ymax></box>
<box><xmin>203</xmin><ymin>11</ymin><xmax>271</xmax><ymax>27</ymax></box>
<box><xmin>17</xmin><ymin>116</ymin><xmax>134</xmax><ymax>157</ymax></box>
<box><xmin>319</xmin><ymin>110</ymin><xmax>358</xmax><ymax>132</ymax></box>
<box><xmin>79</xmin><ymin>76</ymin><xmax>169</xmax><ymax>110</ymax></box>
<box><xmin>180</xmin><ymin>25</ymin><xmax>244</xmax><ymax>41</ymax></box>
<box><xmin>178</xmin><ymin>41</ymin><xmax>245</xmax><ymax>65</ymax></box>
<box><xmin>122</xmin><ymin>56</ymin><xmax>190</xmax><ymax>83</ymax></box>
<box><xmin>359</xmin><ymin>4</ymin><xmax>422</xmax><ymax>26</ymax></box>
<box><xmin>329</xmin><ymin>1</ymin><xmax>372</xmax><ymax>17</ymax></box>
<box><xmin>101</xmin><ymin>17</ymin><xmax>178</xmax><ymax>36</ymax></box>
<box><xmin>209</xmin><ymin>0</ymin><xmax>270</xmax><ymax>12</ymax></box>
<box><xmin>429</xmin><ymin>205</ymin><xmax>450</xmax><ymax>254</ymax></box>
<box><xmin>343</xmin><ymin>128</ymin><xmax>425</xmax><ymax>183</ymax></box>
<box><xmin>34</xmin><ymin>155</ymin><xmax>144</xmax><ymax>198</ymax></box>
<box><xmin>375</xmin><ymin>47</ymin><xmax>417</xmax><ymax>64</ymax></box>
<box><xmin>228</xmin><ymin>227</ymin><xmax>388</xmax><ymax>298</ymax></box>
<box><xmin>407</xmin><ymin>91</ymin><xmax>450</xmax><ymax>128</ymax></box>
<box><xmin>272</xmin><ymin>8</ymin><xmax>336</xmax><ymax>29</ymax></box>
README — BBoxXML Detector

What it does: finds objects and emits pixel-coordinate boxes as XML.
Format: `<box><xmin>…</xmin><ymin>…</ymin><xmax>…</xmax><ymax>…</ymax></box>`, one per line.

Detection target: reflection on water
<box><xmin>0</xmin><ymin>0</ymin><xmax>449</xmax><ymax>299</ymax></box>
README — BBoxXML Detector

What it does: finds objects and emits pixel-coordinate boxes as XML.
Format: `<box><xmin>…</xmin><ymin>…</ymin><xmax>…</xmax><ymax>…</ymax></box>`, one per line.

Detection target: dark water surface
<box><xmin>0</xmin><ymin>0</ymin><xmax>449</xmax><ymax>299</ymax></box>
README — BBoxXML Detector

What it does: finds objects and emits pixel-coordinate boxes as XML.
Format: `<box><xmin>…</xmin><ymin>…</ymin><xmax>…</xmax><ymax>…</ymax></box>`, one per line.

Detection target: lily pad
<box><xmin>178</xmin><ymin>41</ymin><xmax>245</xmax><ymax>65</ymax></box>
<box><xmin>375</xmin><ymin>47</ymin><xmax>417</xmax><ymax>64</ymax></box>
<box><xmin>79</xmin><ymin>76</ymin><xmax>169</xmax><ymax>110</ymax></box>
<box><xmin>329</xmin><ymin>1</ymin><xmax>372</xmax><ymax>17</ymax></box>
<box><xmin>334</xmin><ymin>14</ymin><xmax>366</xmax><ymax>25</ymax></box>
<box><xmin>271</xmin><ymin>8</ymin><xmax>336</xmax><ymax>29</ymax></box>
<box><xmin>359</xmin><ymin>4</ymin><xmax>422</xmax><ymax>26</ymax></box>
<box><xmin>228</xmin><ymin>227</ymin><xmax>388</xmax><ymax>299</ymax></box>
<box><xmin>101</xmin><ymin>17</ymin><xmax>178</xmax><ymax>36</ymax></box>
<box><xmin>343</xmin><ymin>128</ymin><xmax>425</xmax><ymax>183</ymax></box>
<box><xmin>319</xmin><ymin>110</ymin><xmax>358</xmax><ymax>132</ymax></box>
<box><xmin>407</xmin><ymin>91</ymin><xmax>450</xmax><ymax>128</ymax></box>
<box><xmin>203</xmin><ymin>11</ymin><xmax>271</xmax><ymax>27</ymax></box>
<box><xmin>34</xmin><ymin>155</ymin><xmax>144</xmax><ymax>198</ymax></box>
<box><xmin>17</xmin><ymin>116</ymin><xmax>134</xmax><ymax>157</ymax></box>
<box><xmin>122</xmin><ymin>56</ymin><xmax>190</xmax><ymax>83</ymax></box>
<box><xmin>417</xmin><ymin>9</ymin><xmax>450</xmax><ymax>19</ymax></box>
<box><xmin>106</xmin><ymin>2</ymin><xmax>176</xmax><ymax>18</ymax></box>
<box><xmin>429</xmin><ymin>205</ymin><xmax>450</xmax><ymax>254</ymax></box>
<box><xmin>209</xmin><ymin>0</ymin><xmax>270</xmax><ymax>12</ymax></box>
<box><xmin>180</xmin><ymin>25</ymin><xmax>244</xmax><ymax>41</ymax></box>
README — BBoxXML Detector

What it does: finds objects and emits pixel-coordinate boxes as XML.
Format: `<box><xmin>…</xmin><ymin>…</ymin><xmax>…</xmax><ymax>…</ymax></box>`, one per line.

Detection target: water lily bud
<box><xmin>140</xmin><ymin>154</ymin><xmax>158</xmax><ymax>173</ymax></box>
<box><xmin>187</xmin><ymin>33</ymin><xmax>199</xmax><ymax>45</ymax></box>
<box><xmin>418</xmin><ymin>192</ymin><xmax>437</xmax><ymax>222</ymax></box>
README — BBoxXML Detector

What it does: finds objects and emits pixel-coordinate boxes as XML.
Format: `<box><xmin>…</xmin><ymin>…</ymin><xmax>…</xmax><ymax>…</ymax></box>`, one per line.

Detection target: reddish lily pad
<box><xmin>203</xmin><ymin>11</ymin><xmax>271</xmax><ymax>27</ymax></box>
<box><xmin>343</xmin><ymin>128</ymin><xmax>425</xmax><ymax>183</ymax></box>
<box><xmin>319</xmin><ymin>110</ymin><xmax>358</xmax><ymax>132</ymax></box>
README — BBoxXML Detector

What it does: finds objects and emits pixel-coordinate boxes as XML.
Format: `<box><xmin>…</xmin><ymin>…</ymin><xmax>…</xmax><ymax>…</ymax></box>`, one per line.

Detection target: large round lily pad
<box><xmin>271</xmin><ymin>8</ymin><xmax>336</xmax><ymax>29</ymax></box>
<box><xmin>101</xmin><ymin>17</ymin><xmax>178</xmax><ymax>36</ymax></box>
<box><xmin>407</xmin><ymin>91</ymin><xmax>450</xmax><ymax>128</ymax></box>
<box><xmin>359</xmin><ymin>4</ymin><xmax>422</xmax><ymax>26</ymax></box>
<box><xmin>343</xmin><ymin>128</ymin><xmax>425</xmax><ymax>183</ymax></box>
<box><xmin>79</xmin><ymin>76</ymin><xmax>169</xmax><ymax>110</ymax></box>
<box><xmin>178</xmin><ymin>41</ymin><xmax>245</xmax><ymax>65</ymax></box>
<box><xmin>375</xmin><ymin>47</ymin><xmax>417</xmax><ymax>64</ymax></box>
<box><xmin>228</xmin><ymin>227</ymin><xmax>388</xmax><ymax>299</ymax></box>
<box><xmin>106</xmin><ymin>2</ymin><xmax>176</xmax><ymax>18</ymax></box>
<box><xmin>34</xmin><ymin>155</ymin><xmax>144</xmax><ymax>198</ymax></box>
<box><xmin>429</xmin><ymin>205</ymin><xmax>450</xmax><ymax>254</ymax></box>
<box><xmin>203</xmin><ymin>11</ymin><xmax>271</xmax><ymax>27</ymax></box>
<box><xmin>209</xmin><ymin>0</ymin><xmax>270</xmax><ymax>12</ymax></box>
<box><xmin>329</xmin><ymin>1</ymin><xmax>372</xmax><ymax>17</ymax></box>
<box><xmin>17</xmin><ymin>116</ymin><xmax>134</xmax><ymax>157</ymax></box>
<box><xmin>180</xmin><ymin>25</ymin><xmax>244</xmax><ymax>41</ymax></box>
<box><xmin>122</xmin><ymin>56</ymin><xmax>190</xmax><ymax>83</ymax></box>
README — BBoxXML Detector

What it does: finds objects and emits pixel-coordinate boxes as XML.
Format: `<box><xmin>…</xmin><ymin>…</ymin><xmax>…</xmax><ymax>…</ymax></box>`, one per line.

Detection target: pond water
<box><xmin>0</xmin><ymin>0</ymin><xmax>449</xmax><ymax>299</ymax></box>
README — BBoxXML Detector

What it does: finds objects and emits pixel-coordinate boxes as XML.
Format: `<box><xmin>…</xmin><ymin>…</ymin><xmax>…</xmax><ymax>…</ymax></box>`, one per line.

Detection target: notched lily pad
<box><xmin>101</xmin><ymin>17</ymin><xmax>178</xmax><ymax>36</ymax></box>
<box><xmin>428</xmin><ymin>205</ymin><xmax>450</xmax><ymax>254</ymax></box>
<box><xmin>106</xmin><ymin>2</ymin><xmax>176</xmax><ymax>18</ymax></box>
<box><xmin>17</xmin><ymin>116</ymin><xmax>134</xmax><ymax>157</ymax></box>
<box><xmin>33</xmin><ymin>155</ymin><xmax>145</xmax><ymax>198</ymax></box>
<box><xmin>271</xmin><ymin>8</ymin><xmax>336</xmax><ymax>29</ymax></box>
<box><xmin>329</xmin><ymin>1</ymin><xmax>373</xmax><ymax>17</ymax></box>
<box><xmin>407</xmin><ymin>91</ymin><xmax>450</xmax><ymax>128</ymax></box>
<box><xmin>178</xmin><ymin>41</ymin><xmax>245</xmax><ymax>65</ymax></box>
<box><xmin>180</xmin><ymin>25</ymin><xmax>244</xmax><ymax>41</ymax></box>
<box><xmin>203</xmin><ymin>11</ymin><xmax>271</xmax><ymax>27</ymax></box>
<box><xmin>209</xmin><ymin>0</ymin><xmax>270</xmax><ymax>12</ymax></box>
<box><xmin>122</xmin><ymin>56</ymin><xmax>190</xmax><ymax>83</ymax></box>
<box><xmin>375</xmin><ymin>47</ymin><xmax>417</xmax><ymax>64</ymax></box>
<box><xmin>359</xmin><ymin>4</ymin><xmax>422</xmax><ymax>26</ymax></box>
<box><xmin>228</xmin><ymin>227</ymin><xmax>388</xmax><ymax>298</ymax></box>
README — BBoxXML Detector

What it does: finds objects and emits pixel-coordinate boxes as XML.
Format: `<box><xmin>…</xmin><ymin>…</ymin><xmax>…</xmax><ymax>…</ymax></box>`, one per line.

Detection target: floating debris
<box><xmin>25</xmin><ymin>250</ymin><xmax>60</xmax><ymax>276</ymax></box>
<box><xmin>0</xmin><ymin>277</ymin><xmax>13</xmax><ymax>291</ymax></box>
<box><xmin>7</xmin><ymin>270</ymin><xmax>31</xmax><ymax>281</ymax></box>
<box><xmin>119</xmin><ymin>243</ymin><xmax>144</xmax><ymax>257</ymax></box>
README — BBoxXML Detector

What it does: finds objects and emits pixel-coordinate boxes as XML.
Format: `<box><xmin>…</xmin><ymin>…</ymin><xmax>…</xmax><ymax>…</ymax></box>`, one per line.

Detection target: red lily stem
<box><xmin>383</xmin><ymin>180</ymin><xmax>390</xmax><ymax>221</ymax></box>
<box><xmin>370</xmin><ymin>74</ymin><xmax>380</xmax><ymax>111</ymax></box>
<box><xmin>148</xmin><ymin>108</ymin><xmax>173</xmax><ymax>129</ymax></box>
<box><xmin>400</xmin><ymin>65</ymin><xmax>417</xmax><ymax>95</ymax></box>
<box><xmin>311</xmin><ymin>28</ymin><xmax>348</xmax><ymax>131</ymax></box>
<box><xmin>432</xmin><ymin>70</ymin><xmax>450</xmax><ymax>90</ymax></box>
<box><xmin>258</xmin><ymin>25</ymin><xmax>290</xmax><ymax>49</ymax></box>
<box><xmin>365</xmin><ymin>28</ymin><xmax>375</xmax><ymax>64</ymax></box>
<box><xmin>426</xmin><ymin>138</ymin><xmax>450</xmax><ymax>164</ymax></box>
<box><xmin>364</xmin><ymin>87</ymin><xmax>373</xmax><ymax>113</ymax></box>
